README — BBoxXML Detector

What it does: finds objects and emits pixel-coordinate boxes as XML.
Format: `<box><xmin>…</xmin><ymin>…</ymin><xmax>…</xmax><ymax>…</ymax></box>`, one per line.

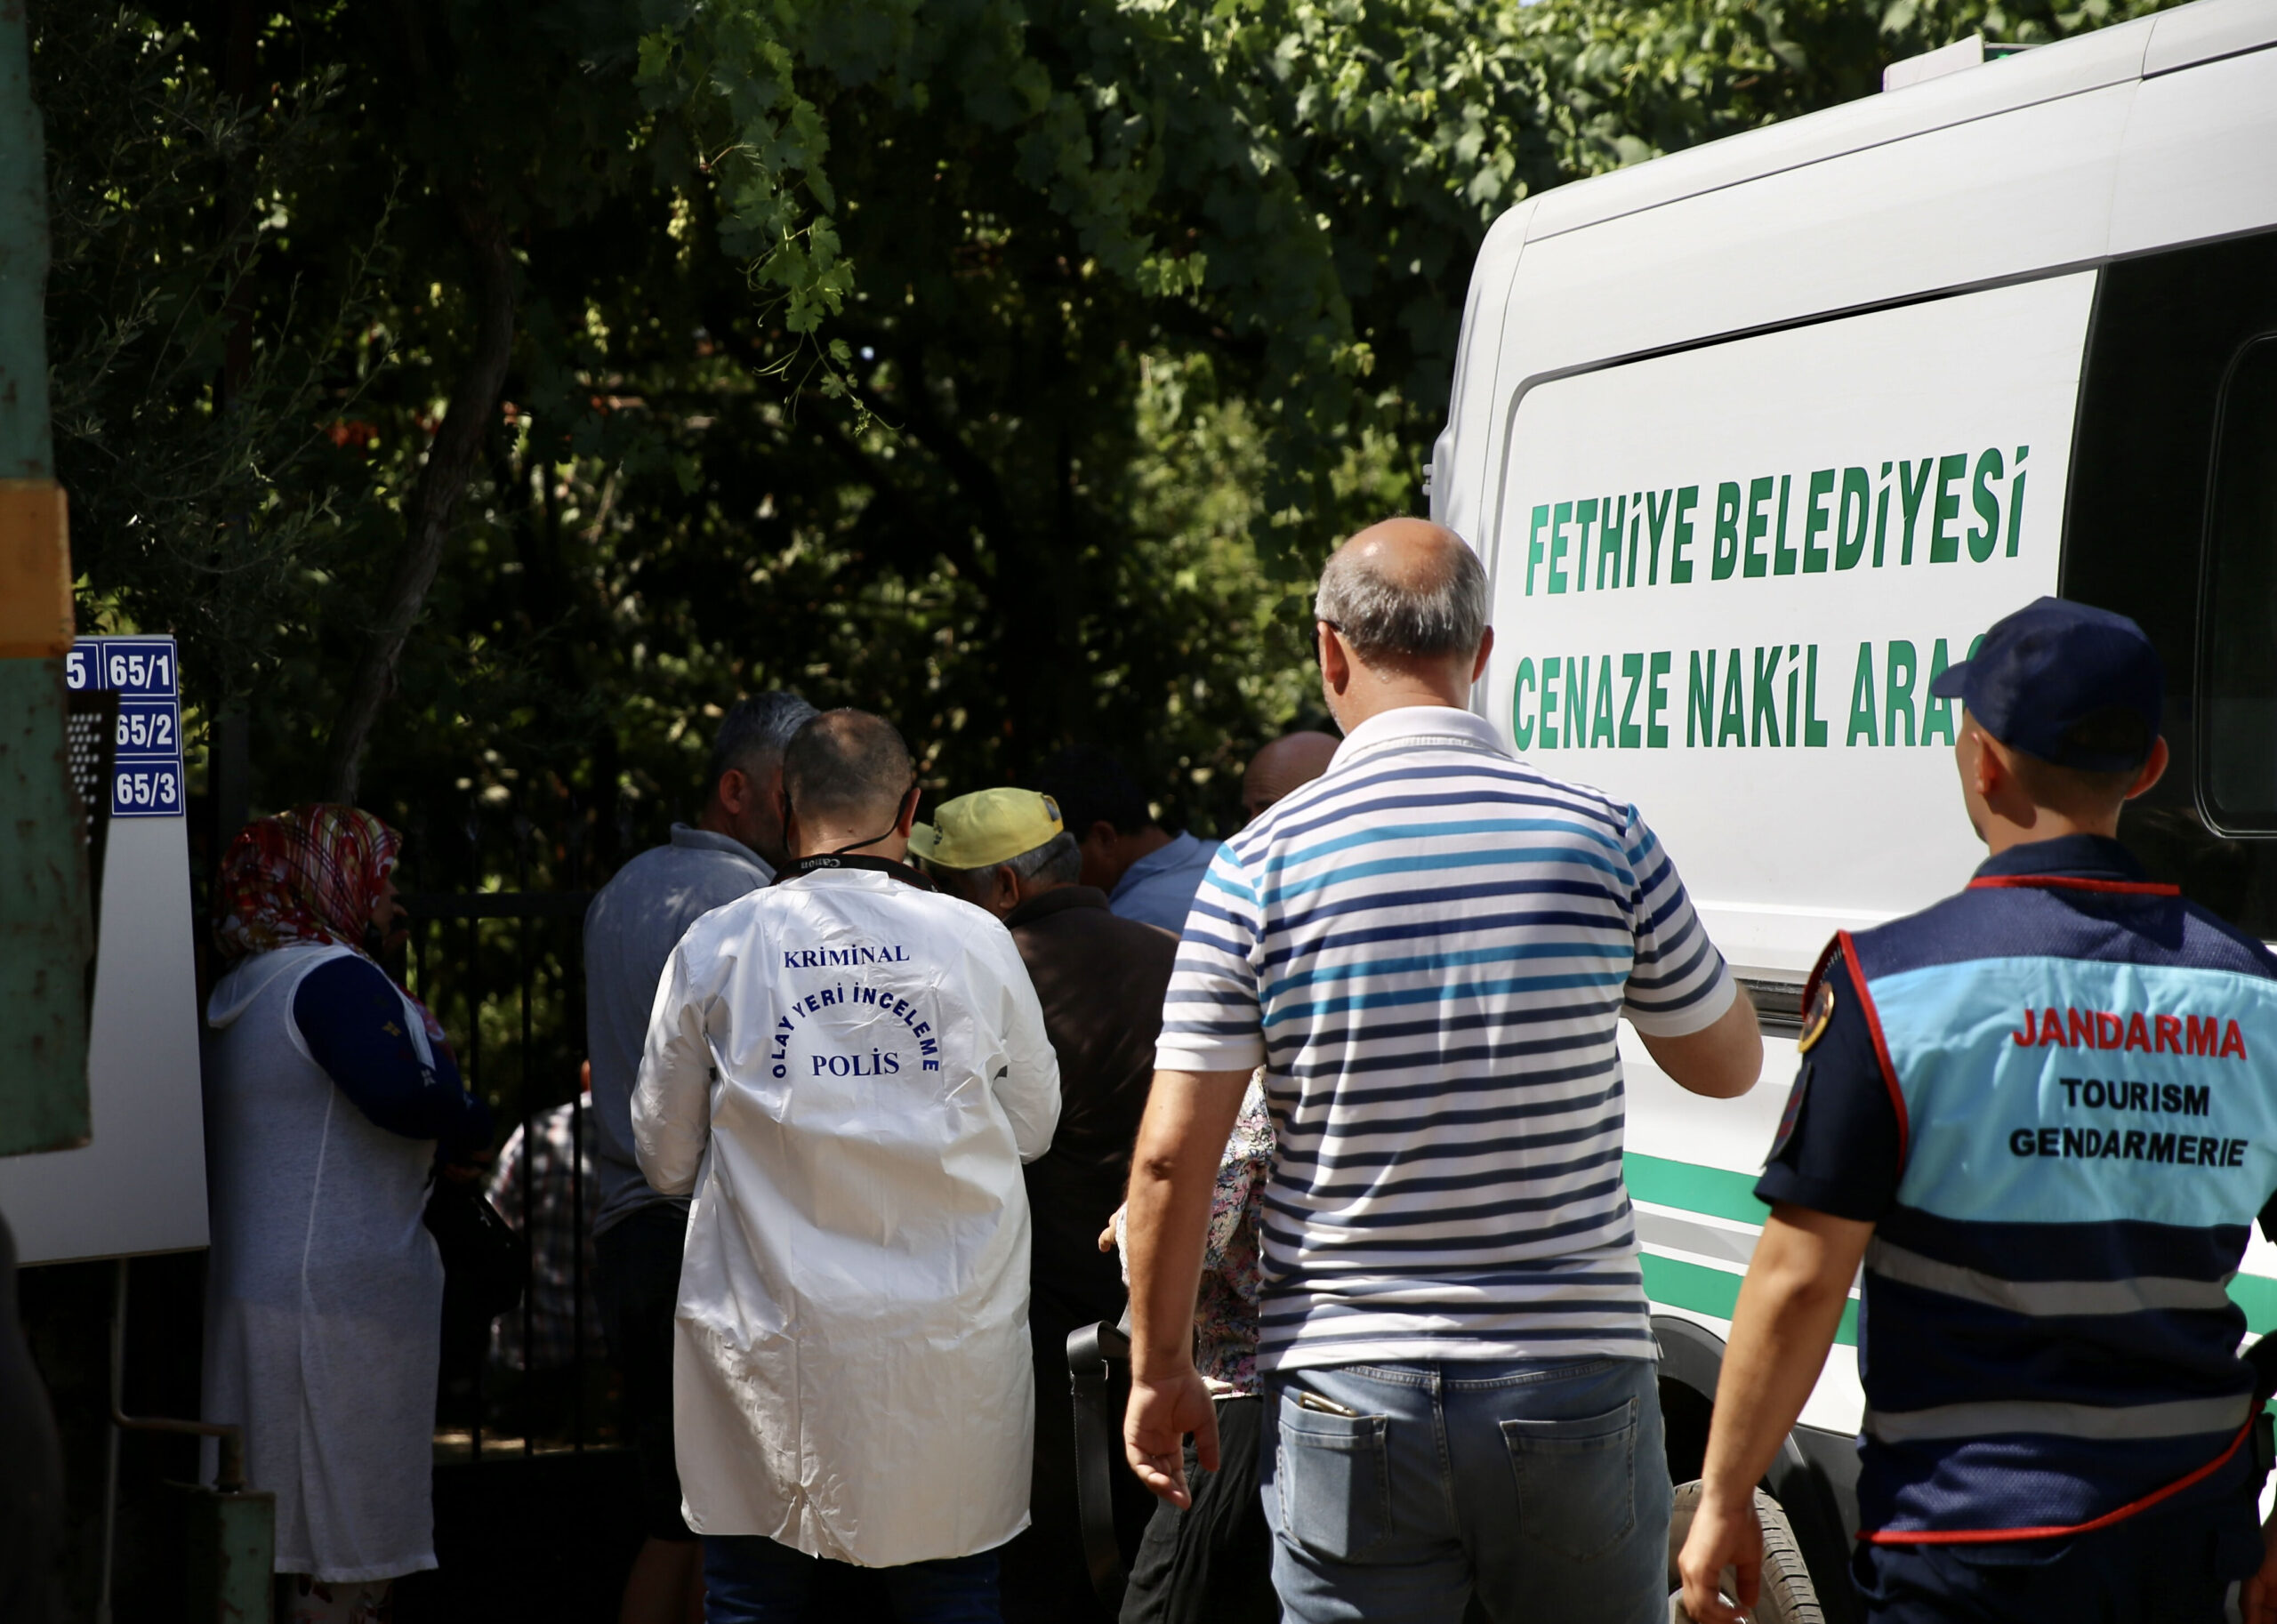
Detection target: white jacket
<box><xmin>632</xmin><ymin>866</ymin><xmax>1060</xmax><ymax>1564</ymax></box>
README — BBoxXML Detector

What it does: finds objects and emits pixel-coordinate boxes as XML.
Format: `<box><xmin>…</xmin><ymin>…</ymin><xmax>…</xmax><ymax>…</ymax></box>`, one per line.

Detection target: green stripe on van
<box><xmin>2230</xmin><ymin>1274</ymin><xmax>2277</xmax><ymax>1336</ymax></box>
<box><xmin>1627</xmin><ymin>1152</ymin><xmax>2277</xmax><ymax>1348</ymax></box>
<box><xmin>1638</xmin><ymin>1251</ymin><xmax>1858</xmax><ymax>1347</ymax></box>
<box><xmin>1624</xmin><ymin>1152</ymin><xmax>1771</xmax><ymax>1226</ymax></box>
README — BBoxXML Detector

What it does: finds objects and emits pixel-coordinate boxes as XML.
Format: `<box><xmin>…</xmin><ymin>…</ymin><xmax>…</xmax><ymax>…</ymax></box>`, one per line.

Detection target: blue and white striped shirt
<box><xmin>1156</xmin><ymin>705</ymin><xmax>1734</xmax><ymax>1370</ymax></box>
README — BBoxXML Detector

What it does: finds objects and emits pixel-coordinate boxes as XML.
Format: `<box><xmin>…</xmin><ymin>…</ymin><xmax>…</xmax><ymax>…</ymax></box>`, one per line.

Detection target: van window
<box><xmin>2201</xmin><ymin>337</ymin><xmax>2277</xmax><ymax>833</ymax></box>
<box><xmin>2064</xmin><ymin>229</ymin><xmax>2277</xmax><ymax>934</ymax></box>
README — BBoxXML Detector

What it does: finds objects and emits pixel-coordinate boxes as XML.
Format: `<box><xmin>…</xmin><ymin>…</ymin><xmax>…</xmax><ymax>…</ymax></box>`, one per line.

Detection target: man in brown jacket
<box><xmin>913</xmin><ymin>788</ymin><xmax>1177</xmax><ymax>1622</ymax></box>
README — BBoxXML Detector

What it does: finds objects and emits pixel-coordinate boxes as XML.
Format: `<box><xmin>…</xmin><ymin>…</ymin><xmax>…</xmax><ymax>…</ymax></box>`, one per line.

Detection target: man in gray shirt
<box><xmin>1031</xmin><ymin>744</ymin><xmax>1220</xmax><ymax>936</ymax></box>
<box><xmin>586</xmin><ymin>690</ymin><xmax>816</xmax><ymax>1624</ymax></box>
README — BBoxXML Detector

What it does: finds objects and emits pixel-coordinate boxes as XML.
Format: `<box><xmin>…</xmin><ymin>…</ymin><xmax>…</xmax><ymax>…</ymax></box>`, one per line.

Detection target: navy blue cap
<box><xmin>1929</xmin><ymin>597</ymin><xmax>2162</xmax><ymax>771</ymax></box>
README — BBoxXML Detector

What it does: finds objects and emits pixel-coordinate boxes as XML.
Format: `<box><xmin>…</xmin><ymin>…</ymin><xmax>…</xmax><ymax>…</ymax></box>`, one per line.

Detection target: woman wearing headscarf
<box><xmin>201</xmin><ymin>806</ymin><xmax>489</xmax><ymax>1624</ymax></box>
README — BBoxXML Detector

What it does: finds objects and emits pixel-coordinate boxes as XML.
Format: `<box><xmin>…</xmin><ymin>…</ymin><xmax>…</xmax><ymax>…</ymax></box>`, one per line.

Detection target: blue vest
<box><xmin>1831</xmin><ymin>865</ymin><xmax>2277</xmax><ymax>1540</ymax></box>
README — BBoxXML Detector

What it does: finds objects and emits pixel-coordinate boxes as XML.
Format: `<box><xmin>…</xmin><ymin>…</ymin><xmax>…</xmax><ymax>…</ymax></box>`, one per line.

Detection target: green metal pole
<box><xmin>0</xmin><ymin>0</ymin><xmax>92</xmax><ymax>1155</ymax></box>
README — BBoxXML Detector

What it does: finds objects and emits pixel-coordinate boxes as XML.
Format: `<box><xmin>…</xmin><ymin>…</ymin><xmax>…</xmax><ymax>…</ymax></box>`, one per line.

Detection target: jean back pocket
<box><xmin>1275</xmin><ymin>1390</ymin><xmax>1392</xmax><ymax>1562</ymax></box>
<box><xmin>1502</xmin><ymin>1397</ymin><xmax>1638</xmax><ymax>1561</ymax></box>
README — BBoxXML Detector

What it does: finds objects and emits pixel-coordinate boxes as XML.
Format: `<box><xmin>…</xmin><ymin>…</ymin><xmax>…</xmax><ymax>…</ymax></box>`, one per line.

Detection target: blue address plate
<box><xmin>68</xmin><ymin>635</ymin><xmax>186</xmax><ymax>816</ymax></box>
<box><xmin>66</xmin><ymin>636</ymin><xmax>181</xmax><ymax>698</ymax></box>
<box><xmin>115</xmin><ymin>698</ymin><xmax>180</xmax><ymax>760</ymax></box>
<box><xmin>95</xmin><ymin>637</ymin><xmax>180</xmax><ymax>697</ymax></box>
<box><xmin>112</xmin><ymin>763</ymin><xmax>185</xmax><ymax>818</ymax></box>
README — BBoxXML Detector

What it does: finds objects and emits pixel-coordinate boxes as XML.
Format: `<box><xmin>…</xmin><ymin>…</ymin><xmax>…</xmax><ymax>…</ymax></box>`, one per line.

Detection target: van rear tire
<box><xmin>1665</xmin><ymin>1480</ymin><xmax>1824</xmax><ymax>1624</ymax></box>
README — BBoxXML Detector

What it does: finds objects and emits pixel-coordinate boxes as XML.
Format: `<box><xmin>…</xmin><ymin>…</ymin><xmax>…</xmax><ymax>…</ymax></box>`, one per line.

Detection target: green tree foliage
<box><xmin>41</xmin><ymin>9</ymin><xmax>389</xmax><ymax>713</ymax></box>
<box><xmin>39</xmin><ymin>0</ymin><xmax>2182</xmax><ymax>872</ymax></box>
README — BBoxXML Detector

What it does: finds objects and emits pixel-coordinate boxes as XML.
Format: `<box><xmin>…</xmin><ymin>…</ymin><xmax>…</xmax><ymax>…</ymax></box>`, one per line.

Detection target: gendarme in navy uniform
<box><xmin>1678</xmin><ymin>598</ymin><xmax>2277</xmax><ymax>1624</ymax></box>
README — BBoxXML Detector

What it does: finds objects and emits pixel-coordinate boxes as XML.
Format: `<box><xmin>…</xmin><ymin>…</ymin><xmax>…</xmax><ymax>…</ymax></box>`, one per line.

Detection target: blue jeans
<box><xmin>1259</xmin><ymin>1356</ymin><xmax>1670</xmax><ymax>1624</ymax></box>
<box><xmin>701</xmin><ymin>1535</ymin><xmax>1002</xmax><ymax>1623</ymax></box>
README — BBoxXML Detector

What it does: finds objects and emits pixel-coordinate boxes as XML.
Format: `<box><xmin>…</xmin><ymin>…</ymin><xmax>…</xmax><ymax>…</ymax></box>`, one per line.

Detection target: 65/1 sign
<box><xmin>106</xmin><ymin>646</ymin><xmax>173</xmax><ymax>693</ymax></box>
<box><xmin>114</xmin><ymin>766</ymin><xmax>182</xmax><ymax>816</ymax></box>
<box><xmin>65</xmin><ymin>637</ymin><xmax>178</xmax><ymax>697</ymax></box>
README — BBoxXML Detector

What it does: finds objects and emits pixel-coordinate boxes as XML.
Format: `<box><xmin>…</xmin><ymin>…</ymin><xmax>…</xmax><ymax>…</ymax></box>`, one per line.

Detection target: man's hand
<box><xmin>1678</xmin><ymin>1207</ymin><xmax>1870</xmax><ymax>1622</ymax></box>
<box><xmin>1122</xmin><ymin>1068</ymin><xmax>1249</xmax><ymax>1504</ymax></box>
<box><xmin>1677</xmin><ymin>1485</ymin><xmax>1762</xmax><ymax>1624</ymax></box>
<box><xmin>2242</xmin><ymin>1509</ymin><xmax>2277</xmax><ymax>1624</ymax></box>
<box><xmin>1124</xmin><ymin>1366</ymin><xmax>1219</xmax><ymax>1508</ymax></box>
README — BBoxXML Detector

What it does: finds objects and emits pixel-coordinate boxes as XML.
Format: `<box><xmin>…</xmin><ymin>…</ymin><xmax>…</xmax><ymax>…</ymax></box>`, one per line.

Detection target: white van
<box><xmin>1430</xmin><ymin>0</ymin><xmax>2277</xmax><ymax>1606</ymax></box>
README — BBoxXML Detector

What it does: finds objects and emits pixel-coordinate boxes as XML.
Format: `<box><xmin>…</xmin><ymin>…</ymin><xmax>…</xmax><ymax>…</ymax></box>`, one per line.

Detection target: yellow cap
<box><xmin>908</xmin><ymin>788</ymin><xmax>1064</xmax><ymax>869</ymax></box>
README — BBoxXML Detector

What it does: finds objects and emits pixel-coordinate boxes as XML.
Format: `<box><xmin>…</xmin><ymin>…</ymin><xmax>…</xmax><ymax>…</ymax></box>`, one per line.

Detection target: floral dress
<box><xmin>1120</xmin><ymin>1070</ymin><xmax>1274</xmax><ymax>1397</ymax></box>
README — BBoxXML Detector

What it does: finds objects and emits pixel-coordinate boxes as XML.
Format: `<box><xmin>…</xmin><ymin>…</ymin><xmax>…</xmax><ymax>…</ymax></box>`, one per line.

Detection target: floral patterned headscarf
<box><xmin>213</xmin><ymin>804</ymin><xmax>402</xmax><ymax>961</ymax></box>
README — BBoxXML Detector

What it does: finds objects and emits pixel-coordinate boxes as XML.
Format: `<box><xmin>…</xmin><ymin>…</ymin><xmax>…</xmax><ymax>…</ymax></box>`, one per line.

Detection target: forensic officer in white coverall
<box><xmin>633</xmin><ymin>708</ymin><xmax>1060</xmax><ymax>1624</ymax></box>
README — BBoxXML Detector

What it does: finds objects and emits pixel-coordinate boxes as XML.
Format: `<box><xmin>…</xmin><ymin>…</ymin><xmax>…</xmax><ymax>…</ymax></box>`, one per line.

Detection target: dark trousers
<box><xmin>703</xmin><ymin>1535</ymin><xmax>1002</xmax><ymax>1624</ymax></box>
<box><xmin>1852</xmin><ymin>1492</ymin><xmax>2264</xmax><ymax>1623</ymax></box>
<box><xmin>1120</xmin><ymin>1395</ymin><xmax>1276</xmax><ymax>1624</ymax></box>
<box><xmin>594</xmin><ymin>1204</ymin><xmax>696</xmax><ymax>1541</ymax></box>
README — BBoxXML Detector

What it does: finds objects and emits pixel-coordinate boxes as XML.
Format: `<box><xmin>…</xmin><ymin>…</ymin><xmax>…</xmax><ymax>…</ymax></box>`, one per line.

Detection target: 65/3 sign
<box><xmin>114</xmin><ymin>766</ymin><xmax>183</xmax><ymax>816</ymax></box>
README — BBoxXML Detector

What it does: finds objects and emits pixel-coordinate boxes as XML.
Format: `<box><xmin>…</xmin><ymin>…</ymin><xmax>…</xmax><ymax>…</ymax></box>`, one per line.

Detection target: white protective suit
<box><xmin>632</xmin><ymin>865</ymin><xmax>1060</xmax><ymax>1566</ymax></box>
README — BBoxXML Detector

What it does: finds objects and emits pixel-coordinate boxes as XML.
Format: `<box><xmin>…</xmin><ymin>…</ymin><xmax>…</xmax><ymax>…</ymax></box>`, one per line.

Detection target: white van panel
<box><xmin>1621</xmin><ymin>1021</ymin><xmax>1871</xmax><ymax>1428</ymax></box>
<box><xmin>2144</xmin><ymin>0</ymin><xmax>2277</xmax><ymax>76</ymax></box>
<box><xmin>1492</xmin><ymin>86</ymin><xmax>2128</xmax><ymax>399</ymax></box>
<box><xmin>1483</xmin><ymin>272</ymin><xmax>2091</xmax><ymax>976</ymax></box>
<box><xmin>1625</xmin><ymin>1030</ymin><xmax>1796</xmax><ymax>1178</ymax></box>
<box><xmin>1434</xmin><ymin>201</ymin><xmax>1537</xmax><ymax>549</ymax></box>
<box><xmin>1432</xmin><ymin>0</ymin><xmax>2277</xmax><ymax>1516</ymax></box>
<box><xmin>1525</xmin><ymin>14</ymin><xmax>2152</xmax><ymax>244</ymax></box>
<box><xmin>2110</xmin><ymin>46</ymin><xmax>2277</xmax><ymax>254</ymax></box>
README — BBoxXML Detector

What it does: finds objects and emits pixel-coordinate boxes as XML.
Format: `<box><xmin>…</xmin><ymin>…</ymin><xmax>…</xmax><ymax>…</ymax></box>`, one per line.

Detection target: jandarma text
<box><xmin>2011</xmin><ymin>1008</ymin><xmax>2249</xmax><ymax>1061</ymax></box>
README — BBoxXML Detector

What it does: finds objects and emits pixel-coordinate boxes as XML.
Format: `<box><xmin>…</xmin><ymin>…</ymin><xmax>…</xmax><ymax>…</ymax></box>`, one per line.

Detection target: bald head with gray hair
<box><xmin>1315</xmin><ymin>518</ymin><xmax>1488</xmax><ymax>665</ymax></box>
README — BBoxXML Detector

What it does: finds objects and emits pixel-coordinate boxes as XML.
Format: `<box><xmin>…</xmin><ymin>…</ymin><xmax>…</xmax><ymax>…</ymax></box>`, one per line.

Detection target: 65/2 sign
<box><xmin>117</xmin><ymin>701</ymin><xmax>177</xmax><ymax>754</ymax></box>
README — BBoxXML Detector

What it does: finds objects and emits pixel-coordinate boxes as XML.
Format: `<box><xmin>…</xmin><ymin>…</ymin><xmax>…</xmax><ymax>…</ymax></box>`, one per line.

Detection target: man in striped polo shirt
<box><xmin>1121</xmin><ymin>518</ymin><xmax>1765</xmax><ymax>1623</ymax></box>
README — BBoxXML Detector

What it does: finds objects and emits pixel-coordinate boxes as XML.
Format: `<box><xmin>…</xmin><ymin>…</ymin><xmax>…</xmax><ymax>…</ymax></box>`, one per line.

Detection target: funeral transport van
<box><xmin>1428</xmin><ymin>0</ymin><xmax>2277</xmax><ymax>1608</ymax></box>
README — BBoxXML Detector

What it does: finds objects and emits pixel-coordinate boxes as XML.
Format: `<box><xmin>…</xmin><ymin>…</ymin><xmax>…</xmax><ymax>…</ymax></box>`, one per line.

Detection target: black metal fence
<box><xmin>400</xmin><ymin>888</ymin><xmax>607</xmax><ymax>1462</ymax></box>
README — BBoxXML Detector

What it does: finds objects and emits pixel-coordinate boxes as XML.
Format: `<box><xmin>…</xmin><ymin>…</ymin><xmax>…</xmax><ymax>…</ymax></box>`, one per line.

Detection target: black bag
<box><xmin>1066</xmin><ymin>1319</ymin><xmax>1134</xmax><ymax>1609</ymax></box>
<box><xmin>423</xmin><ymin>1176</ymin><xmax>525</xmax><ymax>1331</ymax></box>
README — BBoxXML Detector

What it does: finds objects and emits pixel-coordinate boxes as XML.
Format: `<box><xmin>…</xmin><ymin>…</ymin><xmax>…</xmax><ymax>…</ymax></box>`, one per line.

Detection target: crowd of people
<box><xmin>188</xmin><ymin>599</ymin><xmax>1341</xmax><ymax>1621</ymax></box>
<box><xmin>189</xmin><ymin>514</ymin><xmax>2277</xmax><ymax>1624</ymax></box>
